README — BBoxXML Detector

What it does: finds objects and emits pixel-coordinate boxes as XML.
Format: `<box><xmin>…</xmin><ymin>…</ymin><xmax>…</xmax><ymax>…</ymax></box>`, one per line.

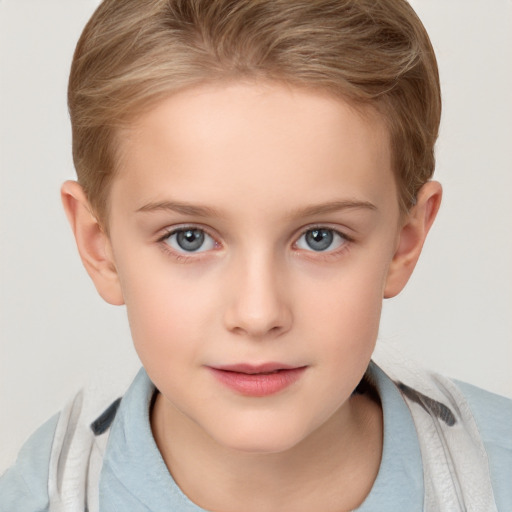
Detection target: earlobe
<box><xmin>384</xmin><ymin>181</ymin><xmax>442</xmax><ymax>298</ymax></box>
<box><xmin>60</xmin><ymin>180</ymin><xmax>125</xmax><ymax>306</ymax></box>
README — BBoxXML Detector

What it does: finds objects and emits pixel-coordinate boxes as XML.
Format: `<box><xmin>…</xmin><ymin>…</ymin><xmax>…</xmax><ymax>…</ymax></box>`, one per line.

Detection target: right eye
<box><xmin>163</xmin><ymin>228</ymin><xmax>217</xmax><ymax>253</ymax></box>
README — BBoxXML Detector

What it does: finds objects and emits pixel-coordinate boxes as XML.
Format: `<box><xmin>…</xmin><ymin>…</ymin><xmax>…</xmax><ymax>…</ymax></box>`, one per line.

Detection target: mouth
<box><xmin>207</xmin><ymin>363</ymin><xmax>307</xmax><ymax>397</ymax></box>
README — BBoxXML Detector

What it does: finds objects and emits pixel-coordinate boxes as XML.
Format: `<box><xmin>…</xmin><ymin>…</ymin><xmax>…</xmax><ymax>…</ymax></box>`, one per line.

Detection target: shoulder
<box><xmin>454</xmin><ymin>380</ymin><xmax>512</xmax><ymax>509</ymax></box>
<box><xmin>454</xmin><ymin>380</ymin><xmax>512</xmax><ymax>449</ymax></box>
<box><xmin>0</xmin><ymin>413</ymin><xmax>59</xmax><ymax>512</ymax></box>
<box><xmin>0</xmin><ymin>374</ymin><xmax>127</xmax><ymax>512</ymax></box>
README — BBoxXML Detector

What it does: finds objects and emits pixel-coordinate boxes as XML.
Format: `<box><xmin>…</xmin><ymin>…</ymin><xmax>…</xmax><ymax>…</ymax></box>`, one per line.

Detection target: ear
<box><xmin>384</xmin><ymin>181</ymin><xmax>442</xmax><ymax>298</ymax></box>
<box><xmin>61</xmin><ymin>180</ymin><xmax>124</xmax><ymax>305</ymax></box>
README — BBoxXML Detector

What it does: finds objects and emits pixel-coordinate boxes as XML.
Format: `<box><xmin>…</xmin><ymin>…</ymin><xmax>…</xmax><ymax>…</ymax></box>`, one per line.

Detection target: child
<box><xmin>1</xmin><ymin>1</ymin><xmax>510</xmax><ymax>511</ymax></box>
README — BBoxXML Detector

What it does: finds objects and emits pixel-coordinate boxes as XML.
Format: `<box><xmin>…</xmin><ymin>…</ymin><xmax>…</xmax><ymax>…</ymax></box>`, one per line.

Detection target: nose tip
<box><xmin>223</xmin><ymin>263</ymin><xmax>292</xmax><ymax>339</ymax></box>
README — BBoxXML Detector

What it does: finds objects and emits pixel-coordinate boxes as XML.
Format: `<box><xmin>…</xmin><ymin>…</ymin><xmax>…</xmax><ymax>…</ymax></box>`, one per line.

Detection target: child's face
<box><xmin>103</xmin><ymin>82</ymin><xmax>404</xmax><ymax>452</ymax></box>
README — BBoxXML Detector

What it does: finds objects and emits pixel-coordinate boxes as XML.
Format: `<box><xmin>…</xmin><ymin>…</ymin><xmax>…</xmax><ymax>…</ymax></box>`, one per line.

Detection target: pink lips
<box><xmin>208</xmin><ymin>363</ymin><xmax>307</xmax><ymax>397</ymax></box>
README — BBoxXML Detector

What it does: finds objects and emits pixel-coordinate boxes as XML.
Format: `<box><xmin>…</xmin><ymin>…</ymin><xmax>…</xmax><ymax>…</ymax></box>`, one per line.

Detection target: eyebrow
<box><xmin>136</xmin><ymin>200</ymin><xmax>221</xmax><ymax>217</ymax></box>
<box><xmin>289</xmin><ymin>200</ymin><xmax>377</xmax><ymax>218</ymax></box>
<box><xmin>136</xmin><ymin>199</ymin><xmax>377</xmax><ymax>218</ymax></box>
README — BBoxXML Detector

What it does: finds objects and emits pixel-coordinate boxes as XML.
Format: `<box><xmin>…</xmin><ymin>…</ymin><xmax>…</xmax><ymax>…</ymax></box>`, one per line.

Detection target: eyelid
<box><xmin>157</xmin><ymin>224</ymin><xmax>221</xmax><ymax>256</ymax></box>
<box><xmin>158</xmin><ymin>223</ymin><xmax>218</xmax><ymax>241</ymax></box>
<box><xmin>295</xmin><ymin>224</ymin><xmax>353</xmax><ymax>242</ymax></box>
<box><xmin>293</xmin><ymin>224</ymin><xmax>353</xmax><ymax>254</ymax></box>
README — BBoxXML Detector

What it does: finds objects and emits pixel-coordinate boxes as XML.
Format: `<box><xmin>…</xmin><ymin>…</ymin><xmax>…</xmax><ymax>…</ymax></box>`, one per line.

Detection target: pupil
<box><xmin>306</xmin><ymin>229</ymin><xmax>333</xmax><ymax>251</ymax></box>
<box><xmin>177</xmin><ymin>229</ymin><xmax>204</xmax><ymax>251</ymax></box>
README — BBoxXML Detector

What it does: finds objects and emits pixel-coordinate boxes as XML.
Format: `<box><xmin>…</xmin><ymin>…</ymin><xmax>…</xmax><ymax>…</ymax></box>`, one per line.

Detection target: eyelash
<box><xmin>294</xmin><ymin>225</ymin><xmax>353</xmax><ymax>261</ymax></box>
<box><xmin>156</xmin><ymin>224</ymin><xmax>353</xmax><ymax>262</ymax></box>
<box><xmin>157</xmin><ymin>225</ymin><xmax>220</xmax><ymax>263</ymax></box>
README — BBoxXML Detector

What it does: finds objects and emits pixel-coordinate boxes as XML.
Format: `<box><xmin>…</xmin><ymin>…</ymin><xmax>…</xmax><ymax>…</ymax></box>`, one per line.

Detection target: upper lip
<box><xmin>210</xmin><ymin>363</ymin><xmax>304</xmax><ymax>374</ymax></box>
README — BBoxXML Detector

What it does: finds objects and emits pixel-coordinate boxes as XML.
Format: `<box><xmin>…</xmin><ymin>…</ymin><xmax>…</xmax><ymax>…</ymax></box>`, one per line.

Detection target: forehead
<box><xmin>111</xmin><ymin>81</ymin><xmax>397</xmax><ymax>219</ymax></box>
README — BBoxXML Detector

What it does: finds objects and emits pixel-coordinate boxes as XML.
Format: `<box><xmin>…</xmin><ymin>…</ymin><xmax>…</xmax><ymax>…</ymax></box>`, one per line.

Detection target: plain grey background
<box><xmin>1</xmin><ymin>0</ymin><xmax>511</xmax><ymax>472</ymax></box>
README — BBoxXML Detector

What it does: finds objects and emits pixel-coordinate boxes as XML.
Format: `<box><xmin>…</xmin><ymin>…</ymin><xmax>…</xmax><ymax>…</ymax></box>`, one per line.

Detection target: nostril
<box><xmin>224</xmin><ymin>311</ymin><xmax>292</xmax><ymax>339</ymax></box>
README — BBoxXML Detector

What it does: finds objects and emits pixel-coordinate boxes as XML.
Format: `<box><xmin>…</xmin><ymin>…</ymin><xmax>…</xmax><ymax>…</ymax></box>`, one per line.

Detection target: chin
<box><xmin>209</xmin><ymin>419</ymin><xmax>312</xmax><ymax>455</ymax></box>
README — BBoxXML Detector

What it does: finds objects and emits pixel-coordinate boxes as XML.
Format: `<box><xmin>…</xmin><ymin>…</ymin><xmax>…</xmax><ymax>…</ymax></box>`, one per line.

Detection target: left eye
<box><xmin>295</xmin><ymin>228</ymin><xmax>346</xmax><ymax>252</ymax></box>
<box><xmin>164</xmin><ymin>228</ymin><xmax>216</xmax><ymax>253</ymax></box>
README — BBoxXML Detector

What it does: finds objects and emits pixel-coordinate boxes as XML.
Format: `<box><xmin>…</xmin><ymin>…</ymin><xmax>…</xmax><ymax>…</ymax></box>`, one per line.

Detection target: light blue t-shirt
<box><xmin>1</xmin><ymin>364</ymin><xmax>511</xmax><ymax>511</ymax></box>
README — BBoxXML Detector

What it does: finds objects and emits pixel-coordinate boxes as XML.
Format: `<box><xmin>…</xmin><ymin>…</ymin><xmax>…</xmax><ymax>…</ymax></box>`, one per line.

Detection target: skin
<box><xmin>62</xmin><ymin>81</ymin><xmax>441</xmax><ymax>511</ymax></box>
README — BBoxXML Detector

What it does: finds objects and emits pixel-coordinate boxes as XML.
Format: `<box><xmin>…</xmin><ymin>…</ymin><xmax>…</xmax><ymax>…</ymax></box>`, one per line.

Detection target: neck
<box><xmin>151</xmin><ymin>392</ymin><xmax>383</xmax><ymax>512</ymax></box>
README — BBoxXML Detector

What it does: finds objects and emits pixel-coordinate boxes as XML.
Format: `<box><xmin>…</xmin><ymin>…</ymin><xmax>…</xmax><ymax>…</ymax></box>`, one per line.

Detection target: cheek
<box><xmin>299</xmin><ymin>256</ymin><xmax>387</xmax><ymax>325</ymax></box>
<box><xmin>295</xmin><ymin>256</ymin><xmax>389</xmax><ymax>361</ymax></box>
<box><xmin>116</xmin><ymin>256</ymin><xmax>220</xmax><ymax>362</ymax></box>
<box><xmin>310</xmin><ymin>285</ymin><xmax>382</xmax><ymax>365</ymax></box>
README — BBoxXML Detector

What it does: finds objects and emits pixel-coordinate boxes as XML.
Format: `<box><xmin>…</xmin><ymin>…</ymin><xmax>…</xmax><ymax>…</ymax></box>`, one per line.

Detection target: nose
<box><xmin>223</xmin><ymin>251</ymin><xmax>293</xmax><ymax>339</ymax></box>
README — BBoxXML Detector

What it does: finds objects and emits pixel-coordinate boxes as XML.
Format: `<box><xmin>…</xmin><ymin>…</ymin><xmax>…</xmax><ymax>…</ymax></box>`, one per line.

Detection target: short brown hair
<box><xmin>68</xmin><ymin>0</ymin><xmax>441</xmax><ymax>222</ymax></box>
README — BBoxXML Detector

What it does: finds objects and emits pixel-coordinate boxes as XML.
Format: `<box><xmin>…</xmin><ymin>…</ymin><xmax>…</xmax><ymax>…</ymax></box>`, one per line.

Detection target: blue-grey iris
<box><xmin>305</xmin><ymin>229</ymin><xmax>333</xmax><ymax>251</ymax></box>
<box><xmin>176</xmin><ymin>229</ymin><xmax>205</xmax><ymax>251</ymax></box>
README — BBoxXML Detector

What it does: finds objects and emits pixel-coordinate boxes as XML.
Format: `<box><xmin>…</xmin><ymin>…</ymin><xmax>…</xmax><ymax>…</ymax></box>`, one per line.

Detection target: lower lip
<box><xmin>208</xmin><ymin>367</ymin><xmax>307</xmax><ymax>397</ymax></box>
